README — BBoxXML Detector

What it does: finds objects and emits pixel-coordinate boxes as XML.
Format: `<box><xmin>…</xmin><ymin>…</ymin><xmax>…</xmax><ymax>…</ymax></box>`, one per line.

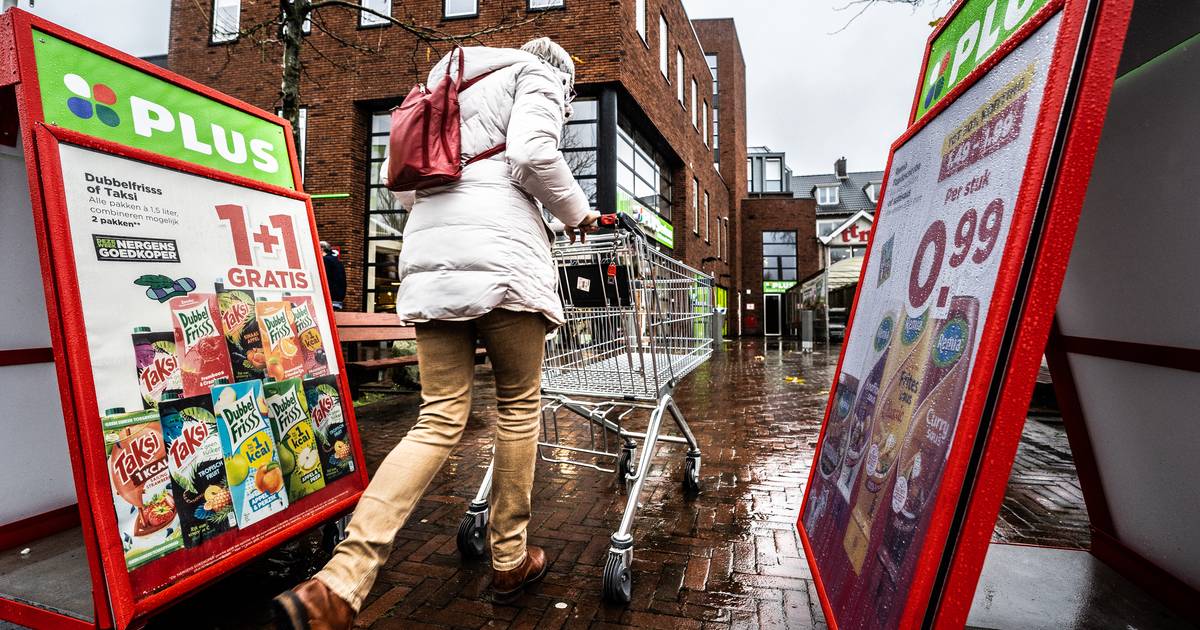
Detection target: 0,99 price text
<box><xmin>909</xmin><ymin>197</ymin><xmax>1005</xmax><ymax>309</ymax></box>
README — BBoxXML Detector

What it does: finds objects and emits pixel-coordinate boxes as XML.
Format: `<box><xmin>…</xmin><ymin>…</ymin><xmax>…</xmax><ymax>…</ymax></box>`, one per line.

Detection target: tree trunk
<box><xmin>279</xmin><ymin>0</ymin><xmax>307</xmax><ymax>173</ymax></box>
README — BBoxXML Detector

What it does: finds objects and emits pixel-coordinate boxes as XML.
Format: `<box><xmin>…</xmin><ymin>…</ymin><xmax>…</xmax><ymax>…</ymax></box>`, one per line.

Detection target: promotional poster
<box><xmin>799</xmin><ymin>14</ymin><xmax>1061</xmax><ymax>629</ymax></box>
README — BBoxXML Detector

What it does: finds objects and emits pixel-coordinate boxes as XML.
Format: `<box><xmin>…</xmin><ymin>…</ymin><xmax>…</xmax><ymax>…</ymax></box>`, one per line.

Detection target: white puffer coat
<box><xmin>387</xmin><ymin>47</ymin><xmax>590</xmax><ymax>327</ymax></box>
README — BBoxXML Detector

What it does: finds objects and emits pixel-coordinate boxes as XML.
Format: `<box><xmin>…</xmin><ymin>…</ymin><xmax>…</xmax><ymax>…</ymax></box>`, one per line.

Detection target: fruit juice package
<box><xmin>216</xmin><ymin>284</ymin><xmax>266</xmax><ymax>382</ymax></box>
<box><xmin>304</xmin><ymin>376</ymin><xmax>356</xmax><ymax>483</ymax></box>
<box><xmin>256</xmin><ymin>301</ymin><xmax>306</xmax><ymax>382</ymax></box>
<box><xmin>132</xmin><ymin>328</ymin><xmax>182</xmax><ymax>409</ymax></box>
<box><xmin>283</xmin><ymin>295</ymin><xmax>330</xmax><ymax>377</ymax></box>
<box><xmin>101</xmin><ymin>408</ymin><xmax>184</xmax><ymax>570</ymax></box>
<box><xmin>159</xmin><ymin>393</ymin><xmax>236</xmax><ymax>547</ymax></box>
<box><xmin>264</xmin><ymin>379</ymin><xmax>326</xmax><ymax>502</ymax></box>
<box><xmin>211</xmin><ymin>381</ymin><xmax>288</xmax><ymax>527</ymax></box>
<box><xmin>169</xmin><ymin>294</ymin><xmax>234</xmax><ymax>397</ymax></box>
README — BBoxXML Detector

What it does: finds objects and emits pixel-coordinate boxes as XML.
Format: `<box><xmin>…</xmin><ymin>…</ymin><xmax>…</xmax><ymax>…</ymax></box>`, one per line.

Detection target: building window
<box><xmin>817</xmin><ymin>219</ymin><xmax>841</xmax><ymax>238</ymax></box>
<box><xmin>816</xmin><ymin>184</ymin><xmax>840</xmax><ymax>206</ymax></box>
<box><xmin>529</xmin><ymin>0</ymin><xmax>564</xmax><ymax>10</ymax></box>
<box><xmin>211</xmin><ymin>0</ymin><xmax>240</xmax><ymax>43</ymax></box>
<box><xmin>676</xmin><ymin>49</ymin><xmax>685</xmax><ymax>104</ymax></box>
<box><xmin>616</xmin><ymin>117</ymin><xmax>672</xmax><ymax>227</ymax></box>
<box><xmin>763</xmin><ymin>231</ymin><xmax>798</xmax><ymax>281</ymax></box>
<box><xmin>366</xmin><ymin>111</ymin><xmax>407</xmax><ymax>313</ymax></box>
<box><xmin>444</xmin><ymin>0</ymin><xmax>477</xmax><ymax>19</ymax></box>
<box><xmin>716</xmin><ymin>218</ymin><xmax>722</xmax><ymax>259</ymax></box>
<box><xmin>702</xmin><ymin>101</ymin><xmax>709</xmax><ymax>146</ymax></box>
<box><xmin>704</xmin><ymin>192</ymin><xmax>710</xmax><ymax>242</ymax></box>
<box><xmin>765</xmin><ymin>158</ymin><xmax>783</xmax><ymax>193</ymax></box>
<box><xmin>830</xmin><ymin>246</ymin><xmax>868</xmax><ymax>264</ymax></box>
<box><xmin>865</xmin><ymin>181</ymin><xmax>881</xmax><ymax>204</ymax></box>
<box><xmin>747</xmin><ymin>158</ymin><xmax>753</xmax><ymax>189</ymax></box>
<box><xmin>722</xmin><ymin>217</ymin><xmax>730</xmax><ymax>260</ymax></box>
<box><xmin>634</xmin><ymin>0</ymin><xmax>646</xmax><ymax>40</ymax></box>
<box><xmin>707</xmin><ymin>53</ymin><xmax>719</xmax><ymax>160</ymax></box>
<box><xmin>690</xmin><ymin>79</ymin><xmax>698</xmax><ymax>128</ymax></box>
<box><xmin>659</xmin><ymin>14</ymin><xmax>669</xmax><ymax>78</ymax></box>
<box><xmin>360</xmin><ymin>0</ymin><xmax>391</xmax><ymax>26</ymax></box>
<box><xmin>562</xmin><ymin>98</ymin><xmax>598</xmax><ymax>208</ymax></box>
<box><xmin>691</xmin><ymin>179</ymin><xmax>699</xmax><ymax>234</ymax></box>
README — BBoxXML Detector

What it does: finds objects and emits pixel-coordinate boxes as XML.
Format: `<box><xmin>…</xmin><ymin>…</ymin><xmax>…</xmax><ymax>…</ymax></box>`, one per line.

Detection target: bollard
<box><xmin>712</xmin><ymin>308</ymin><xmax>726</xmax><ymax>350</ymax></box>
<box><xmin>801</xmin><ymin>309</ymin><xmax>814</xmax><ymax>353</ymax></box>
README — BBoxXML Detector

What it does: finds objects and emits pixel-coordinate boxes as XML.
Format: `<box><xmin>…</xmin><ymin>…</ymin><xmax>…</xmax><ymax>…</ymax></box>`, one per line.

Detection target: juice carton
<box><xmin>212</xmin><ymin>380</ymin><xmax>288</xmax><ymax>527</ymax></box>
<box><xmin>216</xmin><ymin>283</ymin><xmax>266</xmax><ymax>382</ymax></box>
<box><xmin>159</xmin><ymin>393</ymin><xmax>236</xmax><ymax>547</ymax></box>
<box><xmin>256</xmin><ymin>301</ymin><xmax>306</xmax><ymax>382</ymax></box>
<box><xmin>132</xmin><ymin>327</ymin><xmax>182</xmax><ymax>409</ymax></box>
<box><xmin>169</xmin><ymin>294</ymin><xmax>234</xmax><ymax>397</ymax></box>
<box><xmin>304</xmin><ymin>376</ymin><xmax>356</xmax><ymax>483</ymax></box>
<box><xmin>283</xmin><ymin>295</ymin><xmax>330</xmax><ymax>377</ymax></box>
<box><xmin>101</xmin><ymin>408</ymin><xmax>184</xmax><ymax>569</ymax></box>
<box><xmin>264</xmin><ymin>379</ymin><xmax>326</xmax><ymax>502</ymax></box>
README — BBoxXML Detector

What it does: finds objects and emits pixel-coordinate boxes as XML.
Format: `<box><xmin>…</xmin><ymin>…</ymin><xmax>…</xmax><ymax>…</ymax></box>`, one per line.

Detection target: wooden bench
<box><xmin>334</xmin><ymin>312</ymin><xmax>485</xmax><ymax>399</ymax></box>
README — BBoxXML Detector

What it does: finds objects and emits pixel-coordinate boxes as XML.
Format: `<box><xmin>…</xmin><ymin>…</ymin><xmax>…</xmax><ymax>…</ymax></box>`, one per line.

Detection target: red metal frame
<box><xmin>1</xmin><ymin>9</ymin><xmax>367</xmax><ymax>629</ymax></box>
<box><xmin>797</xmin><ymin>0</ymin><xmax>1136</xmax><ymax>627</ymax></box>
<box><xmin>0</xmin><ymin>504</ymin><xmax>80</xmax><ymax>553</ymax></box>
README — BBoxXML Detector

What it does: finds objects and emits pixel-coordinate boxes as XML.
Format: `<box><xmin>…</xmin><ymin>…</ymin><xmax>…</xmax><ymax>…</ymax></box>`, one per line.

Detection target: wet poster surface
<box><xmin>800</xmin><ymin>14</ymin><xmax>1061</xmax><ymax>629</ymax></box>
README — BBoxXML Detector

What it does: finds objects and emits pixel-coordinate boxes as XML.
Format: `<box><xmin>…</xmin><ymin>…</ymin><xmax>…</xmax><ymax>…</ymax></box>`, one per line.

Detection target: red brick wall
<box><xmin>740</xmin><ymin>196</ymin><xmax>819</xmax><ymax>334</ymax></box>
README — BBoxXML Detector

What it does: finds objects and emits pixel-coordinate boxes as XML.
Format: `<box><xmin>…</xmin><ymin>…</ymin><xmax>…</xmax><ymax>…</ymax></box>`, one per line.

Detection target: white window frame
<box><xmin>702</xmin><ymin>101</ymin><xmax>709</xmax><ymax>145</ymax></box>
<box><xmin>528</xmin><ymin>0</ymin><xmax>564</xmax><ymax>10</ymax></box>
<box><xmin>817</xmin><ymin>185</ymin><xmax>840</xmax><ymax>206</ymax></box>
<box><xmin>722</xmin><ymin>217</ymin><xmax>730</xmax><ymax>260</ymax></box>
<box><xmin>635</xmin><ymin>0</ymin><xmax>646</xmax><ymax>41</ymax></box>
<box><xmin>865</xmin><ymin>182</ymin><xmax>881</xmax><ymax>204</ymax></box>
<box><xmin>677</xmin><ymin>49</ymin><xmax>685</xmax><ymax>104</ymax></box>
<box><xmin>211</xmin><ymin>0</ymin><xmax>240</xmax><ymax>43</ymax></box>
<box><xmin>360</xmin><ymin>0</ymin><xmax>392</xmax><ymax>26</ymax></box>
<box><xmin>716</xmin><ymin>218</ymin><xmax>722</xmax><ymax>259</ymax></box>
<box><xmin>704</xmin><ymin>192</ymin><xmax>710</xmax><ymax>242</ymax></box>
<box><xmin>692</xmin><ymin>179</ymin><xmax>699</xmax><ymax>234</ymax></box>
<box><xmin>691</xmin><ymin>79</ymin><xmax>698</xmax><ymax>128</ymax></box>
<box><xmin>443</xmin><ymin>0</ymin><xmax>477</xmax><ymax>19</ymax></box>
<box><xmin>817</xmin><ymin>219</ymin><xmax>841</xmax><ymax>238</ymax></box>
<box><xmin>659</xmin><ymin>14</ymin><xmax>669</xmax><ymax>78</ymax></box>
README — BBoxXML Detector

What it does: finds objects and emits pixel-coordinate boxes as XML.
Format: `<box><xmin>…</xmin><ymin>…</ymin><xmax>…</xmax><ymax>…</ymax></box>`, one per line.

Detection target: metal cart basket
<box><xmin>455</xmin><ymin>215</ymin><xmax>714</xmax><ymax>602</ymax></box>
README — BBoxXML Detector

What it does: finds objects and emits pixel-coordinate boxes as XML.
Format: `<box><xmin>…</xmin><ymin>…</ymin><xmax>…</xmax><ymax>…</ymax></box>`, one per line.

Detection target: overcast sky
<box><xmin>12</xmin><ymin>0</ymin><xmax>945</xmax><ymax>175</ymax></box>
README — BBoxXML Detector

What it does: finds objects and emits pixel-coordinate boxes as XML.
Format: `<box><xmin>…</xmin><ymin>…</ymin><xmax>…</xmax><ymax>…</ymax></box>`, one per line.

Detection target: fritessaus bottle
<box><xmin>837</xmin><ymin>312</ymin><xmax>897</xmax><ymax>493</ymax></box>
<box><xmin>842</xmin><ymin>309</ymin><xmax>934</xmax><ymax>574</ymax></box>
<box><xmin>817</xmin><ymin>372</ymin><xmax>861</xmax><ymax>480</ymax></box>
<box><xmin>869</xmin><ymin>296</ymin><xmax>979</xmax><ymax>618</ymax></box>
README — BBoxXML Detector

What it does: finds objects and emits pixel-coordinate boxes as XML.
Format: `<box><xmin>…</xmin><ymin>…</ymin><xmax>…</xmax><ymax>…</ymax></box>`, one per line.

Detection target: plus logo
<box><xmin>63</xmin><ymin>73</ymin><xmax>120</xmax><ymax>128</ymax></box>
<box><xmin>924</xmin><ymin>51</ymin><xmax>951</xmax><ymax>110</ymax></box>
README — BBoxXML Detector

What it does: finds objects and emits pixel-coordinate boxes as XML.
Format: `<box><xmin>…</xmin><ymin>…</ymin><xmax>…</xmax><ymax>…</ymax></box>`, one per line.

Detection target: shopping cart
<box><xmin>455</xmin><ymin>213</ymin><xmax>714</xmax><ymax>602</ymax></box>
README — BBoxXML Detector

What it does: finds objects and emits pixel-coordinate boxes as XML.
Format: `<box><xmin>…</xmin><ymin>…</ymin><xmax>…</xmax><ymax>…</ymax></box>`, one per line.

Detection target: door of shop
<box><xmin>763</xmin><ymin>294</ymin><xmax>782</xmax><ymax>336</ymax></box>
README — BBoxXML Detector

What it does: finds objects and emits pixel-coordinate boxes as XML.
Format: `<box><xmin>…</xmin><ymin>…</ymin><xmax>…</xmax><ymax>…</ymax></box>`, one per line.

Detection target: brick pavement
<box><xmin>147</xmin><ymin>338</ymin><xmax>1088</xmax><ymax>629</ymax></box>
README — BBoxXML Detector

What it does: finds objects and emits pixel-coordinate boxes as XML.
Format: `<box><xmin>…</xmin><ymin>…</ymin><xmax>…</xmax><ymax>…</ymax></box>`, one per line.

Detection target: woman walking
<box><xmin>273</xmin><ymin>38</ymin><xmax>599</xmax><ymax>629</ymax></box>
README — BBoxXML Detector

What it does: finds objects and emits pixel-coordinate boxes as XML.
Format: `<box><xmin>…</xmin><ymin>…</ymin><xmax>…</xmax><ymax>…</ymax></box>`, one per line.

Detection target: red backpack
<box><xmin>386</xmin><ymin>48</ymin><xmax>506</xmax><ymax>191</ymax></box>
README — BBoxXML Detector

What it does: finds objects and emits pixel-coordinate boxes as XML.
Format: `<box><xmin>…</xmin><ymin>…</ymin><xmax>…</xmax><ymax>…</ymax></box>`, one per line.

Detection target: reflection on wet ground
<box><xmin>148</xmin><ymin>338</ymin><xmax>1089</xmax><ymax>629</ymax></box>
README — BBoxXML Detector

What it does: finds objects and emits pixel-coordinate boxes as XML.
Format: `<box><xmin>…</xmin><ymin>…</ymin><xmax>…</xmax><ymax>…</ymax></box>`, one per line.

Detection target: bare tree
<box><xmin>194</xmin><ymin>0</ymin><xmax>540</xmax><ymax>160</ymax></box>
<box><xmin>830</xmin><ymin>0</ymin><xmax>944</xmax><ymax>34</ymax></box>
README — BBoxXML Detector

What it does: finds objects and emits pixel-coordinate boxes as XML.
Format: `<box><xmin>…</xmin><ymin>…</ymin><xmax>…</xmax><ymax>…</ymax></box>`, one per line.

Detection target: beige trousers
<box><xmin>315</xmin><ymin>308</ymin><xmax>547</xmax><ymax>611</ymax></box>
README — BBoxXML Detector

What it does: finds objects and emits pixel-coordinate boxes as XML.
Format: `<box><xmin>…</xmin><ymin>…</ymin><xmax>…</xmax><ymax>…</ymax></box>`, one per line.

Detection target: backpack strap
<box><xmin>464</xmin><ymin>143</ymin><xmax>506</xmax><ymax>167</ymax></box>
<box><xmin>459</xmin><ymin>68</ymin><xmax>498</xmax><ymax>93</ymax></box>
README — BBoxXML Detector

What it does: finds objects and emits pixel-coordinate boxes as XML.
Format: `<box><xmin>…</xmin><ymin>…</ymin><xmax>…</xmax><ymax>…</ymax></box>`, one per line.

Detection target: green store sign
<box><xmin>617</xmin><ymin>193</ymin><xmax>674</xmax><ymax>248</ymax></box>
<box><xmin>33</xmin><ymin>31</ymin><xmax>295</xmax><ymax>189</ymax></box>
<box><xmin>914</xmin><ymin>0</ymin><xmax>1049</xmax><ymax>122</ymax></box>
<box><xmin>764</xmin><ymin>281</ymin><xmax>796</xmax><ymax>294</ymax></box>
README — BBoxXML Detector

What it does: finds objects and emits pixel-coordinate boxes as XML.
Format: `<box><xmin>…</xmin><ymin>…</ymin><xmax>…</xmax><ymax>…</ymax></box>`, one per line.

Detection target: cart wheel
<box><xmin>682</xmin><ymin>456</ymin><xmax>701</xmax><ymax>495</ymax></box>
<box><xmin>456</xmin><ymin>512</ymin><xmax>488</xmax><ymax>558</ymax></box>
<box><xmin>603</xmin><ymin>550</ymin><xmax>632</xmax><ymax>603</ymax></box>
<box><xmin>617</xmin><ymin>447</ymin><xmax>635</xmax><ymax>484</ymax></box>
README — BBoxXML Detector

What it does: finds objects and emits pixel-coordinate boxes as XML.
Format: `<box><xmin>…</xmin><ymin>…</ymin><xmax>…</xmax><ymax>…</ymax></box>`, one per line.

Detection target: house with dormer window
<box><xmin>793</xmin><ymin>157</ymin><xmax>884</xmax><ymax>267</ymax></box>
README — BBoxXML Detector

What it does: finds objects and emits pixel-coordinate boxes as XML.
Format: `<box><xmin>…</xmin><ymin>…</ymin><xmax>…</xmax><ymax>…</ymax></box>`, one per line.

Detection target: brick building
<box><xmin>168</xmin><ymin>0</ymin><xmax>744</xmax><ymax>314</ymax></box>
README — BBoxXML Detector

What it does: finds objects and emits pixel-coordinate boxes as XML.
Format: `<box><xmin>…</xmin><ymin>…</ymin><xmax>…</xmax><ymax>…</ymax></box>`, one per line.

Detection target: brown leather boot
<box><xmin>492</xmin><ymin>546</ymin><xmax>548</xmax><ymax>603</ymax></box>
<box><xmin>272</xmin><ymin>579</ymin><xmax>355</xmax><ymax>630</ymax></box>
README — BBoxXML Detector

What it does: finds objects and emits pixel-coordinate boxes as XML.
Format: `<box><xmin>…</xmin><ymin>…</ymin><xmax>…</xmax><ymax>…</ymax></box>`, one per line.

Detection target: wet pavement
<box><xmin>148</xmin><ymin>338</ymin><xmax>1089</xmax><ymax>629</ymax></box>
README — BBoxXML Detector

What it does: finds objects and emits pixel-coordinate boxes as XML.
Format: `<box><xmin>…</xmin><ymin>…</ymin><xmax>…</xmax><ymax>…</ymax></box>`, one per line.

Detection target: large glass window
<box><xmin>444</xmin><ymin>0</ymin><xmax>477</xmax><ymax>18</ymax></box>
<box><xmin>366</xmin><ymin>112</ymin><xmax>406</xmax><ymax>313</ymax></box>
<box><xmin>659</xmin><ymin>14</ymin><xmax>669</xmax><ymax>78</ymax></box>
<box><xmin>616</xmin><ymin>118</ymin><xmax>672</xmax><ymax>228</ymax></box>
<box><xmin>764</xmin><ymin>158</ymin><xmax>783</xmax><ymax>192</ymax></box>
<box><xmin>562</xmin><ymin>98</ymin><xmax>598</xmax><ymax>208</ymax></box>
<box><xmin>676</xmin><ymin>49</ymin><xmax>684</xmax><ymax>104</ymax></box>
<box><xmin>211</xmin><ymin>0</ymin><xmax>240</xmax><ymax>43</ymax></box>
<box><xmin>360</xmin><ymin>0</ymin><xmax>391</xmax><ymax>26</ymax></box>
<box><xmin>763</xmin><ymin>231</ymin><xmax>798</xmax><ymax>281</ymax></box>
<box><xmin>635</xmin><ymin>0</ymin><xmax>646</xmax><ymax>40</ymax></box>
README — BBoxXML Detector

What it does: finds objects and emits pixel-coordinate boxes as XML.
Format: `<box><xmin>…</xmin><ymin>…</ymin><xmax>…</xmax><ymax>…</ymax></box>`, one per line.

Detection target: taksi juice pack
<box><xmin>169</xmin><ymin>294</ymin><xmax>234</xmax><ymax>397</ymax></box>
<box><xmin>256</xmin><ymin>301</ymin><xmax>306</xmax><ymax>382</ymax></box>
<box><xmin>264</xmin><ymin>378</ymin><xmax>326</xmax><ymax>503</ymax></box>
<box><xmin>216</xmin><ymin>283</ymin><xmax>266</xmax><ymax>382</ymax></box>
<box><xmin>159</xmin><ymin>393</ymin><xmax>236</xmax><ymax>547</ymax></box>
<box><xmin>211</xmin><ymin>380</ymin><xmax>288</xmax><ymax>527</ymax></box>
<box><xmin>132</xmin><ymin>327</ymin><xmax>182</xmax><ymax>409</ymax></box>
<box><xmin>283</xmin><ymin>295</ymin><xmax>330</xmax><ymax>377</ymax></box>
<box><xmin>101</xmin><ymin>408</ymin><xmax>183</xmax><ymax>569</ymax></box>
<box><xmin>304</xmin><ymin>375</ymin><xmax>355</xmax><ymax>483</ymax></box>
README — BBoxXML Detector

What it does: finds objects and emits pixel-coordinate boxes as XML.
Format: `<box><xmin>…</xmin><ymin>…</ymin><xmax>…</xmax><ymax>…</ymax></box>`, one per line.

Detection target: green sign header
<box><xmin>33</xmin><ymin>31</ymin><xmax>296</xmax><ymax>189</ymax></box>
<box><xmin>763</xmin><ymin>281</ymin><xmax>796</xmax><ymax>294</ymax></box>
<box><xmin>914</xmin><ymin>0</ymin><xmax>1049</xmax><ymax>121</ymax></box>
<box><xmin>617</xmin><ymin>193</ymin><xmax>674</xmax><ymax>249</ymax></box>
